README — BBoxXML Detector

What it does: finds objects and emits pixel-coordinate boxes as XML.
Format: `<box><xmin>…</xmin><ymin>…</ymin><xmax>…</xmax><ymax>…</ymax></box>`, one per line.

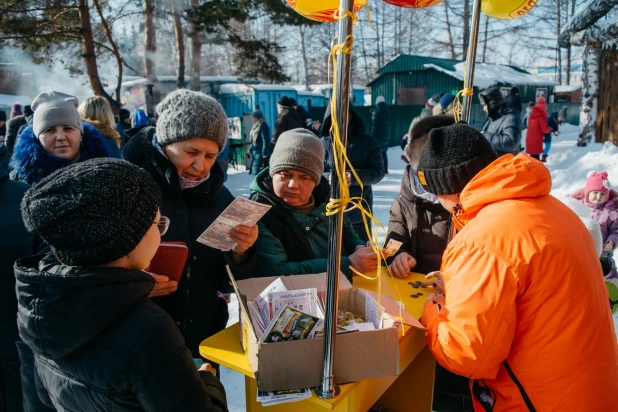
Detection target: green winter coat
<box><xmin>250</xmin><ymin>168</ymin><xmax>364</xmax><ymax>280</ymax></box>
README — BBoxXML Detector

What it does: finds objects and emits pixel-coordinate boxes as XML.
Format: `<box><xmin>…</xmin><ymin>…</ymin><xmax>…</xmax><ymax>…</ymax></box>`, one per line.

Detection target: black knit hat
<box><xmin>277</xmin><ymin>96</ymin><xmax>291</xmax><ymax>108</ymax></box>
<box><xmin>21</xmin><ymin>158</ymin><xmax>162</xmax><ymax>267</ymax></box>
<box><xmin>417</xmin><ymin>123</ymin><xmax>498</xmax><ymax>195</ymax></box>
<box><xmin>0</xmin><ymin>111</ymin><xmax>6</xmax><ymax>121</ymax></box>
<box><xmin>23</xmin><ymin>105</ymin><xmax>33</xmax><ymax>117</ymax></box>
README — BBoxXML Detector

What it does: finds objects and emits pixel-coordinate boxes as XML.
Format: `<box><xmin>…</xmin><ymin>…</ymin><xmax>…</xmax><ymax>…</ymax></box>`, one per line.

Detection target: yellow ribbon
<box><xmin>326</xmin><ymin>6</ymin><xmax>404</xmax><ymax>332</ymax></box>
<box><xmin>453</xmin><ymin>59</ymin><xmax>474</xmax><ymax>123</ymax></box>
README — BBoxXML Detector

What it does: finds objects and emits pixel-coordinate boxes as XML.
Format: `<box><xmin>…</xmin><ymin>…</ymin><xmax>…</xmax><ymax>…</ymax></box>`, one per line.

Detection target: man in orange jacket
<box><xmin>418</xmin><ymin>123</ymin><xmax>618</xmax><ymax>411</ymax></box>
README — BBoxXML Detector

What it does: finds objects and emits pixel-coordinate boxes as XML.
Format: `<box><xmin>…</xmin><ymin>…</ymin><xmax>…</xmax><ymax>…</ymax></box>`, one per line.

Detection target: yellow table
<box><xmin>200</xmin><ymin>270</ymin><xmax>436</xmax><ymax>411</ymax></box>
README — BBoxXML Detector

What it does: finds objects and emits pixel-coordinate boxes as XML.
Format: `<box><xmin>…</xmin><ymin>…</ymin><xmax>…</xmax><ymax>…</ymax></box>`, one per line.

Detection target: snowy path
<box><xmin>219</xmin><ymin>126</ymin><xmax>618</xmax><ymax>411</ymax></box>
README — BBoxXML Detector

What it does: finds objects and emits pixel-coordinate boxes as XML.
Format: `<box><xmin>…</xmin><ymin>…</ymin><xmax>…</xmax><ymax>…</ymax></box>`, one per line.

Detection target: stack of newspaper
<box><xmin>257</xmin><ymin>388</ymin><xmax>312</xmax><ymax>406</ymax></box>
<box><xmin>247</xmin><ymin>278</ymin><xmax>325</xmax><ymax>341</ymax></box>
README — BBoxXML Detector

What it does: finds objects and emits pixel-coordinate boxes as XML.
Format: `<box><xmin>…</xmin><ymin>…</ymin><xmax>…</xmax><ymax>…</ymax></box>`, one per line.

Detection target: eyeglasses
<box><xmin>155</xmin><ymin>216</ymin><xmax>170</xmax><ymax>236</ymax></box>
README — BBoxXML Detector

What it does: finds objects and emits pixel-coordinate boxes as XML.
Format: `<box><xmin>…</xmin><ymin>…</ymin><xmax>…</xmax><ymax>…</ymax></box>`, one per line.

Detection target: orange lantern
<box><xmin>286</xmin><ymin>0</ymin><xmax>368</xmax><ymax>23</ymax></box>
<box><xmin>381</xmin><ymin>0</ymin><xmax>444</xmax><ymax>8</ymax></box>
<box><xmin>482</xmin><ymin>0</ymin><xmax>538</xmax><ymax>20</ymax></box>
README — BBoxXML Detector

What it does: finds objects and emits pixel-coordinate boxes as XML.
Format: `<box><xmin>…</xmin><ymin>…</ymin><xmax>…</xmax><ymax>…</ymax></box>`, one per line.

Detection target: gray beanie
<box><xmin>155</xmin><ymin>89</ymin><xmax>228</xmax><ymax>151</ymax></box>
<box><xmin>21</xmin><ymin>158</ymin><xmax>162</xmax><ymax>267</ymax></box>
<box><xmin>32</xmin><ymin>91</ymin><xmax>84</xmax><ymax>137</ymax></box>
<box><xmin>269</xmin><ymin>128</ymin><xmax>325</xmax><ymax>184</ymax></box>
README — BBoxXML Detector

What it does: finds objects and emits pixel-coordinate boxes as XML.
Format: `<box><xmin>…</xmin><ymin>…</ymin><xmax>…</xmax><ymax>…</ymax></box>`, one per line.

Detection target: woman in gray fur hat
<box><xmin>122</xmin><ymin>89</ymin><xmax>258</xmax><ymax>360</ymax></box>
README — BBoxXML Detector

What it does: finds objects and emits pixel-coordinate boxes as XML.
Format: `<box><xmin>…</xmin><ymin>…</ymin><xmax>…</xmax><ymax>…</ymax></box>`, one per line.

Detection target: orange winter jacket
<box><xmin>421</xmin><ymin>153</ymin><xmax>618</xmax><ymax>411</ymax></box>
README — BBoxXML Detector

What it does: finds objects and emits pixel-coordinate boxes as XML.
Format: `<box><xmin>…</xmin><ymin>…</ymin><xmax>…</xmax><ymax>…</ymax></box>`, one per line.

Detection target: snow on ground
<box><xmin>219</xmin><ymin>125</ymin><xmax>618</xmax><ymax>410</ymax></box>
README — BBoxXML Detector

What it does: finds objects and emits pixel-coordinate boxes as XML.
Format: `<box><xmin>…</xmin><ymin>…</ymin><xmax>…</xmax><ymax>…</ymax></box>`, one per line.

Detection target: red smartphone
<box><xmin>145</xmin><ymin>241</ymin><xmax>188</xmax><ymax>284</ymax></box>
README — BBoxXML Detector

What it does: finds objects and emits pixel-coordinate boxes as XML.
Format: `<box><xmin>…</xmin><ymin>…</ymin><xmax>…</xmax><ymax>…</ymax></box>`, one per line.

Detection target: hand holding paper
<box><xmin>229</xmin><ymin>223</ymin><xmax>259</xmax><ymax>256</ymax></box>
<box><xmin>197</xmin><ymin>197</ymin><xmax>270</xmax><ymax>251</ymax></box>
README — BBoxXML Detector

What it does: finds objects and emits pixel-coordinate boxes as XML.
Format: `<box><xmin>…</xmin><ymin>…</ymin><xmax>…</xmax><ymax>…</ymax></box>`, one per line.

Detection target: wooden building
<box><xmin>367</xmin><ymin>54</ymin><xmax>557</xmax><ymax>107</ymax></box>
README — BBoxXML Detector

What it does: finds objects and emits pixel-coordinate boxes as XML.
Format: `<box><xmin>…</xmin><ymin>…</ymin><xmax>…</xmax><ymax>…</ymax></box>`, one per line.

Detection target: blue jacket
<box><xmin>9</xmin><ymin>122</ymin><xmax>121</xmax><ymax>185</ymax></box>
<box><xmin>545</xmin><ymin>112</ymin><xmax>560</xmax><ymax>143</ymax></box>
<box><xmin>15</xmin><ymin>253</ymin><xmax>228</xmax><ymax>412</ymax></box>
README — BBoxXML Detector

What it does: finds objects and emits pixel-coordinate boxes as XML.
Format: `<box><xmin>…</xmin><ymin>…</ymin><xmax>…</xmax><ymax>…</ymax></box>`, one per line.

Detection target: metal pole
<box><xmin>315</xmin><ymin>0</ymin><xmax>354</xmax><ymax>400</ymax></box>
<box><xmin>461</xmin><ymin>0</ymin><xmax>483</xmax><ymax>123</ymax></box>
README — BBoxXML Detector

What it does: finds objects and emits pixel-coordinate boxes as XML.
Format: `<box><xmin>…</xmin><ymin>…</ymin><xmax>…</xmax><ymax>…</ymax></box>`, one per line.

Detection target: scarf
<box><xmin>152</xmin><ymin>135</ymin><xmax>210</xmax><ymax>190</ymax></box>
<box><xmin>295</xmin><ymin>196</ymin><xmax>316</xmax><ymax>215</ymax></box>
<box><xmin>409</xmin><ymin>167</ymin><xmax>439</xmax><ymax>204</ymax></box>
<box><xmin>250</xmin><ymin>118</ymin><xmax>265</xmax><ymax>144</ymax></box>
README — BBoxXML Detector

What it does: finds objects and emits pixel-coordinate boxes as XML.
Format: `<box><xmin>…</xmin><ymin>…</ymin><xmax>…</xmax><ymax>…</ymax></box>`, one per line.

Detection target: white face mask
<box><xmin>410</xmin><ymin>168</ymin><xmax>439</xmax><ymax>204</ymax></box>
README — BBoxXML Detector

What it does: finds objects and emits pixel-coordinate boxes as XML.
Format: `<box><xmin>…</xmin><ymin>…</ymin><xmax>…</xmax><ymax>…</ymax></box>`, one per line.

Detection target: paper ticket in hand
<box><xmin>381</xmin><ymin>239</ymin><xmax>403</xmax><ymax>258</ymax></box>
<box><xmin>197</xmin><ymin>197</ymin><xmax>271</xmax><ymax>251</ymax></box>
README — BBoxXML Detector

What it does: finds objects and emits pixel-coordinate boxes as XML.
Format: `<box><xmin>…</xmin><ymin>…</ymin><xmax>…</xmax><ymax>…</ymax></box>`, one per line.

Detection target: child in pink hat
<box><xmin>572</xmin><ymin>171</ymin><xmax>618</xmax><ymax>253</ymax></box>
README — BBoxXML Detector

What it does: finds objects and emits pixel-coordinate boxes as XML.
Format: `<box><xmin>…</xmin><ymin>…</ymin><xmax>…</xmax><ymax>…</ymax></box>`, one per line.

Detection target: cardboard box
<box><xmin>228</xmin><ymin>270</ymin><xmax>421</xmax><ymax>392</ymax></box>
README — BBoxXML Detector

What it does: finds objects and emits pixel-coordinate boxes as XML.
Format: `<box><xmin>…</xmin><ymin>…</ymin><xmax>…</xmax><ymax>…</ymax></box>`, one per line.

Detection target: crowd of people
<box><xmin>0</xmin><ymin>85</ymin><xmax>617</xmax><ymax>412</ymax></box>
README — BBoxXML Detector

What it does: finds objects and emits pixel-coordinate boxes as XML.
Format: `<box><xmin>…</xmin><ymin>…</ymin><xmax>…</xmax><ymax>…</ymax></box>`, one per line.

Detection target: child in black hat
<box><xmin>15</xmin><ymin>158</ymin><xmax>228</xmax><ymax>412</ymax></box>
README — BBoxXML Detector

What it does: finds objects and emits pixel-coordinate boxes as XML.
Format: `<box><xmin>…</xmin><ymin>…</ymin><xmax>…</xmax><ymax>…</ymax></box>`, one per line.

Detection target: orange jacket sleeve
<box><xmin>421</xmin><ymin>240</ymin><xmax>519</xmax><ymax>380</ymax></box>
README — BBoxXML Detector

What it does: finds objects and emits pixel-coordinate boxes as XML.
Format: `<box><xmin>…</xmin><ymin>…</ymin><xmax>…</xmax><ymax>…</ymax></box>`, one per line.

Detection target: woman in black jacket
<box><xmin>322</xmin><ymin>106</ymin><xmax>385</xmax><ymax>242</ymax></box>
<box><xmin>122</xmin><ymin>89</ymin><xmax>257</xmax><ymax>358</ymax></box>
<box><xmin>16</xmin><ymin>158</ymin><xmax>228</xmax><ymax>411</ymax></box>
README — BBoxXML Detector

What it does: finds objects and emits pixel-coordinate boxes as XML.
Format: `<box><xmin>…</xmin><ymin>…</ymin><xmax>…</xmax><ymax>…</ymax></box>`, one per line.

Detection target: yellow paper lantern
<box><xmin>482</xmin><ymin>0</ymin><xmax>538</xmax><ymax>20</ymax></box>
<box><xmin>286</xmin><ymin>0</ymin><xmax>369</xmax><ymax>23</ymax></box>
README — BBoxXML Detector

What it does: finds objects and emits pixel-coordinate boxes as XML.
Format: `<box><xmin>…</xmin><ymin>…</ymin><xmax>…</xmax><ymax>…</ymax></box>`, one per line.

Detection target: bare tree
<box><xmin>443</xmin><ymin>1</ymin><xmax>457</xmax><ymax>59</ymax></box>
<box><xmin>189</xmin><ymin>0</ymin><xmax>201</xmax><ymax>90</ymax></box>
<box><xmin>170</xmin><ymin>0</ymin><xmax>185</xmax><ymax>89</ymax></box>
<box><xmin>298</xmin><ymin>25</ymin><xmax>310</xmax><ymax>90</ymax></box>
<box><xmin>144</xmin><ymin>0</ymin><xmax>156</xmax><ymax>82</ymax></box>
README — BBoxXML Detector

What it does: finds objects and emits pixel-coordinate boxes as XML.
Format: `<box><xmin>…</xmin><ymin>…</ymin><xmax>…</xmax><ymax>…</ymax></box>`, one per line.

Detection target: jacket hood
<box><xmin>534</xmin><ymin>97</ymin><xmax>548</xmax><ymax>113</ymax></box>
<box><xmin>132</xmin><ymin>109</ymin><xmax>148</xmax><ymax>127</ymax></box>
<box><xmin>121</xmin><ymin>126</ymin><xmax>226</xmax><ymax>199</ymax></box>
<box><xmin>479</xmin><ymin>88</ymin><xmax>505</xmax><ymax>116</ymax></box>
<box><xmin>15</xmin><ymin>254</ymin><xmax>155</xmax><ymax>359</ymax></box>
<box><xmin>322</xmin><ymin>105</ymin><xmax>367</xmax><ymax>138</ymax></box>
<box><xmin>250</xmin><ymin>167</ymin><xmax>330</xmax><ymax>207</ymax></box>
<box><xmin>455</xmin><ymin>153</ymin><xmax>551</xmax><ymax>226</ymax></box>
<box><xmin>9</xmin><ymin>122</ymin><xmax>117</xmax><ymax>185</ymax></box>
<box><xmin>530</xmin><ymin>104</ymin><xmax>548</xmax><ymax>121</ymax></box>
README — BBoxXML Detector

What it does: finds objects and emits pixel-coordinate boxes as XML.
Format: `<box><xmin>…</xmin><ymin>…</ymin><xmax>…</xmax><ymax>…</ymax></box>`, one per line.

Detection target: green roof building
<box><xmin>368</xmin><ymin>54</ymin><xmax>557</xmax><ymax>107</ymax></box>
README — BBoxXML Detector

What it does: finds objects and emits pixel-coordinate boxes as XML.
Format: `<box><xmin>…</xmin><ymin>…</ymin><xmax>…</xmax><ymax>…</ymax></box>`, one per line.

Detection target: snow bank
<box><xmin>425</xmin><ymin>63</ymin><xmax>557</xmax><ymax>89</ymax></box>
<box><xmin>555</xmin><ymin>84</ymin><xmax>582</xmax><ymax>93</ymax></box>
<box><xmin>0</xmin><ymin>94</ymin><xmax>32</xmax><ymax>107</ymax></box>
<box><xmin>218</xmin><ymin>84</ymin><xmax>250</xmax><ymax>94</ymax></box>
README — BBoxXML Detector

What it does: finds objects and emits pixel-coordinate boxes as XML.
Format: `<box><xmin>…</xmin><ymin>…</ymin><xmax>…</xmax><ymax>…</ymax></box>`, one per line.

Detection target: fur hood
<box><xmin>404</xmin><ymin>136</ymin><xmax>425</xmax><ymax>170</ymax></box>
<box><xmin>572</xmin><ymin>188</ymin><xmax>618</xmax><ymax>208</ymax></box>
<box><xmin>84</xmin><ymin>118</ymin><xmax>121</xmax><ymax>147</ymax></box>
<box><xmin>9</xmin><ymin>122</ymin><xmax>120</xmax><ymax>185</ymax></box>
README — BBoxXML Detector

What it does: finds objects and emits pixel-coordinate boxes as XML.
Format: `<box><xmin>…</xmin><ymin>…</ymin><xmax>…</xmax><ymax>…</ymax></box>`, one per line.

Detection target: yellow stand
<box><xmin>199</xmin><ymin>270</ymin><xmax>436</xmax><ymax>411</ymax></box>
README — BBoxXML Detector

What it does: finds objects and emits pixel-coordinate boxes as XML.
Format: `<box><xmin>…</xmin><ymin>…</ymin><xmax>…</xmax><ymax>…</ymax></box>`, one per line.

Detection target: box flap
<box><xmin>236</xmin><ymin>272</ymin><xmax>351</xmax><ymax>301</ymax></box>
<box><xmin>364</xmin><ymin>290</ymin><xmax>425</xmax><ymax>331</ymax></box>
